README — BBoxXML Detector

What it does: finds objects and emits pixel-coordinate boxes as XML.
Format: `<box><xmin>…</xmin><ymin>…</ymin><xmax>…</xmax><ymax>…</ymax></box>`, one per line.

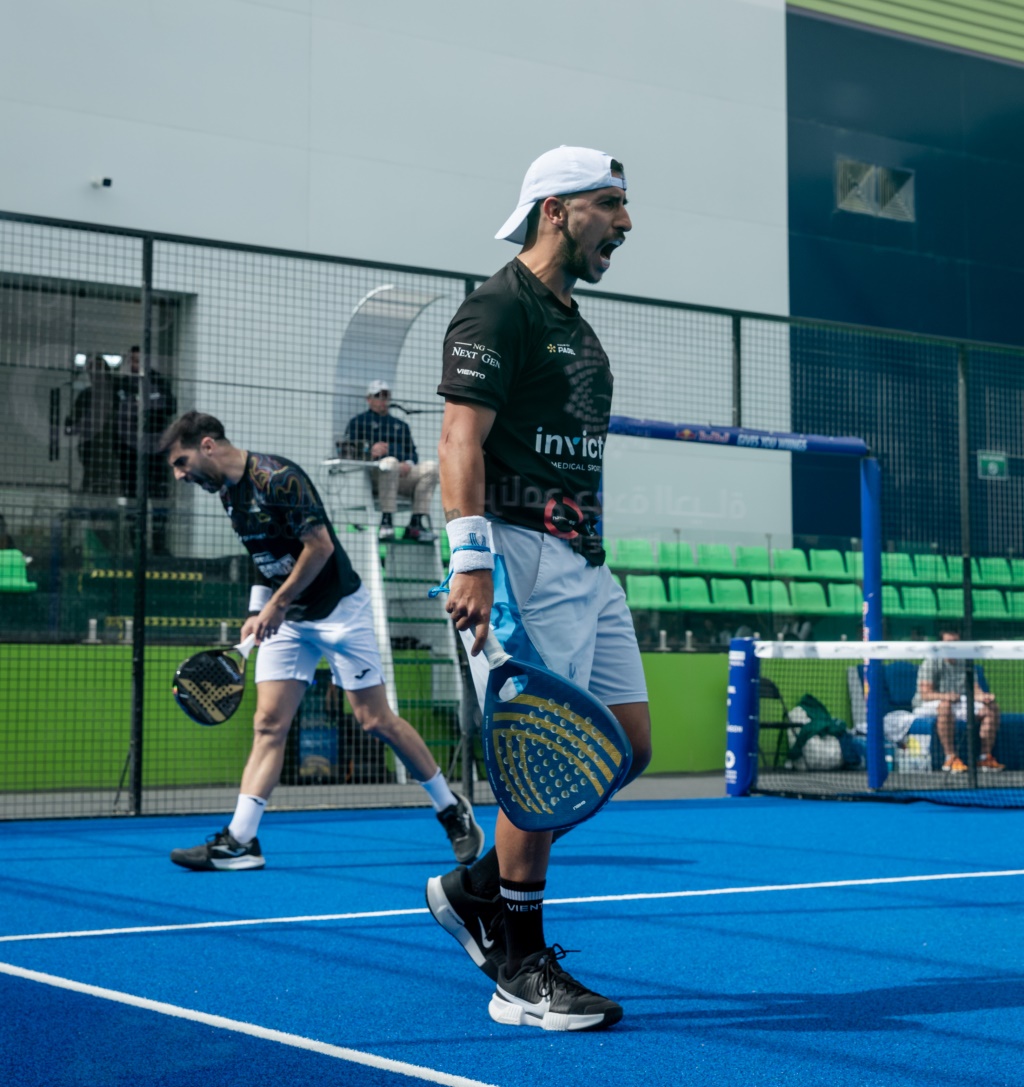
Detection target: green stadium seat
<box><xmin>440</xmin><ymin>532</ymin><xmax>450</xmax><ymax>564</ymax></box>
<box><xmin>1007</xmin><ymin>591</ymin><xmax>1024</xmax><ymax>619</ymax></box>
<box><xmin>882</xmin><ymin>585</ymin><xmax>904</xmax><ymax>616</ymax></box>
<box><xmin>973</xmin><ymin>557</ymin><xmax>1012</xmax><ymax>586</ymax></box>
<box><xmin>973</xmin><ymin>589</ymin><xmax>1009</xmax><ymax>620</ymax></box>
<box><xmin>808</xmin><ymin>549</ymin><xmax>848</xmax><ymax>580</ymax></box>
<box><xmin>827</xmin><ymin>582</ymin><xmax>861</xmax><ymax>616</ymax></box>
<box><xmin>709</xmin><ymin>578</ymin><xmax>754</xmax><ymax>612</ymax></box>
<box><xmin>771</xmin><ymin>549</ymin><xmax>809</xmax><ymax>577</ymax></box>
<box><xmin>668</xmin><ymin>576</ymin><xmax>712</xmax><ymax>610</ymax></box>
<box><xmin>912</xmin><ymin>554</ymin><xmax>950</xmax><ymax>583</ymax></box>
<box><xmin>0</xmin><ymin>550</ymin><xmax>37</xmax><ymax>593</ymax></box>
<box><xmin>881</xmin><ymin>552</ymin><xmax>915</xmax><ymax>582</ymax></box>
<box><xmin>750</xmin><ymin>579</ymin><xmax>796</xmax><ymax>614</ymax></box>
<box><xmin>901</xmin><ymin>586</ymin><xmax>938</xmax><ymax>617</ymax></box>
<box><xmin>656</xmin><ymin>540</ymin><xmax>696</xmax><ymax>572</ymax></box>
<box><xmin>613</xmin><ymin>539</ymin><xmax>658</xmax><ymax>571</ymax></box>
<box><xmin>943</xmin><ymin>556</ymin><xmax>964</xmax><ymax>583</ymax></box>
<box><xmin>845</xmin><ymin>551</ymin><xmax>864</xmax><ymax>581</ymax></box>
<box><xmin>1010</xmin><ymin>559</ymin><xmax>1024</xmax><ymax>585</ymax></box>
<box><xmin>696</xmin><ymin>543</ymin><xmax>735</xmax><ymax>573</ymax></box>
<box><xmin>625</xmin><ymin>574</ymin><xmax>670</xmax><ymax>610</ymax></box>
<box><xmin>789</xmin><ymin>581</ymin><xmax>830</xmax><ymax>615</ymax></box>
<box><xmin>936</xmin><ymin>588</ymin><xmax>964</xmax><ymax>618</ymax></box>
<box><xmin>734</xmin><ymin>545</ymin><xmax>770</xmax><ymax>576</ymax></box>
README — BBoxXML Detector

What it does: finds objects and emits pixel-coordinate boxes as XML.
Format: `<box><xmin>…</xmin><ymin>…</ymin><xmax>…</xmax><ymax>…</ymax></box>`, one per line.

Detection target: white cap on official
<box><xmin>495</xmin><ymin>146</ymin><xmax>626</xmax><ymax>246</ymax></box>
<box><xmin>366</xmin><ymin>379</ymin><xmax>391</xmax><ymax>396</ymax></box>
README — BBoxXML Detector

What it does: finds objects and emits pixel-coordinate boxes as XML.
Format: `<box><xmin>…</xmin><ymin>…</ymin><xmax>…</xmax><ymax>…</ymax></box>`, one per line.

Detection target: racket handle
<box><xmin>234</xmin><ymin>633</ymin><xmax>257</xmax><ymax>659</ymax></box>
<box><xmin>482</xmin><ymin>628</ymin><xmax>511</xmax><ymax>669</ymax></box>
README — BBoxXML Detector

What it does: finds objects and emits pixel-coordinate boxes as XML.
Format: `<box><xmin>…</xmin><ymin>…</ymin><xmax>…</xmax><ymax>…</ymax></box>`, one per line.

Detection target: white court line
<box><xmin>3</xmin><ymin>868</ymin><xmax>1024</xmax><ymax>944</ymax></box>
<box><xmin>0</xmin><ymin>961</ymin><xmax>500</xmax><ymax>1087</ymax></box>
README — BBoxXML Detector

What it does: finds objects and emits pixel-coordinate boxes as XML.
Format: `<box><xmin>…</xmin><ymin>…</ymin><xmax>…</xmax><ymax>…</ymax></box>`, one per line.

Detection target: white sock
<box><xmin>419</xmin><ymin>768</ymin><xmax>458</xmax><ymax>812</ymax></box>
<box><xmin>228</xmin><ymin>794</ymin><xmax>267</xmax><ymax>844</ymax></box>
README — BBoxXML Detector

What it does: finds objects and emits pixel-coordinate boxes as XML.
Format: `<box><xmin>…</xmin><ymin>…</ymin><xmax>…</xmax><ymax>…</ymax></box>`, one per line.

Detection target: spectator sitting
<box><xmin>912</xmin><ymin>626</ymin><xmax>1003</xmax><ymax>773</ymax></box>
<box><xmin>342</xmin><ymin>380</ymin><xmax>438</xmax><ymax>543</ymax></box>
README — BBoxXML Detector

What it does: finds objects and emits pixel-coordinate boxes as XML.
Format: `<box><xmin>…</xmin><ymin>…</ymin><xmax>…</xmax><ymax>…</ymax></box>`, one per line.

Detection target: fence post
<box><xmin>128</xmin><ymin>237</ymin><xmax>153</xmax><ymax>815</ymax></box>
<box><xmin>725</xmin><ymin>637</ymin><xmax>759</xmax><ymax>796</ymax></box>
<box><xmin>861</xmin><ymin>457</ymin><xmax>886</xmax><ymax>789</ymax></box>
<box><xmin>958</xmin><ymin>344</ymin><xmax>978</xmax><ymax>786</ymax></box>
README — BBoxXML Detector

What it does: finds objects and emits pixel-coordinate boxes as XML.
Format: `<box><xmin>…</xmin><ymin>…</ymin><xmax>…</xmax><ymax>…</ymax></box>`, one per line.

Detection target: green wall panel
<box><xmin>643</xmin><ymin>652</ymin><xmax>728</xmax><ymax>773</ymax></box>
<box><xmin>790</xmin><ymin>1</ymin><xmax>1024</xmax><ymax>65</ymax></box>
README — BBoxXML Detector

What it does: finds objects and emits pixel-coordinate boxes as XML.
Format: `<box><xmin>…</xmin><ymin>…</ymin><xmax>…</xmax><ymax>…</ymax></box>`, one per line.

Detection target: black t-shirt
<box><xmin>438</xmin><ymin>260</ymin><xmax>613</xmax><ymax>547</ymax></box>
<box><xmin>220</xmin><ymin>452</ymin><xmax>360</xmax><ymax>621</ymax></box>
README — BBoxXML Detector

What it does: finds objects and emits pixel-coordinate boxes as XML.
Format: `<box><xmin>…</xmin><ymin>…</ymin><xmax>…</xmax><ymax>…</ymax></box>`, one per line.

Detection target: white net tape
<box><xmin>755</xmin><ymin>640</ymin><xmax>1024</xmax><ymax>661</ymax></box>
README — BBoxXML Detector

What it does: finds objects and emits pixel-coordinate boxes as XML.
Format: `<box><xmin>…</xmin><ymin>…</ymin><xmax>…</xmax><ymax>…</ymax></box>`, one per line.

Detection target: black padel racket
<box><xmin>479</xmin><ymin>628</ymin><xmax>632</xmax><ymax>832</ymax></box>
<box><xmin>173</xmin><ymin>634</ymin><xmax>256</xmax><ymax>726</ymax></box>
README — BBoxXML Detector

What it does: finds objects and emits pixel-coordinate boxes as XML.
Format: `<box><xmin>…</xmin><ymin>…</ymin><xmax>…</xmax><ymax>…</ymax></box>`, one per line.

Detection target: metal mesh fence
<box><xmin>4</xmin><ymin>212</ymin><xmax>1024</xmax><ymax>817</ymax></box>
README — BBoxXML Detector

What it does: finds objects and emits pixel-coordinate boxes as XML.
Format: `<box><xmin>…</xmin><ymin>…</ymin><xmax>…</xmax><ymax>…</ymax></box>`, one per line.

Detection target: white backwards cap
<box><xmin>495</xmin><ymin>145</ymin><xmax>625</xmax><ymax>246</ymax></box>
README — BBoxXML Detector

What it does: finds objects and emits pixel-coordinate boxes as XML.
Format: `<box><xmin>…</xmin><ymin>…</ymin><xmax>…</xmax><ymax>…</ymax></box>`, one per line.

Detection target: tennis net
<box><xmin>727</xmin><ymin>639</ymin><xmax>1024</xmax><ymax>807</ymax></box>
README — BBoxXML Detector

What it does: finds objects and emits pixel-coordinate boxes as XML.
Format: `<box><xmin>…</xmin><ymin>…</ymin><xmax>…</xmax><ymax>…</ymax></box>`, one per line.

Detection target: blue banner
<box><xmin>608</xmin><ymin>416</ymin><xmax>869</xmax><ymax>458</ymax></box>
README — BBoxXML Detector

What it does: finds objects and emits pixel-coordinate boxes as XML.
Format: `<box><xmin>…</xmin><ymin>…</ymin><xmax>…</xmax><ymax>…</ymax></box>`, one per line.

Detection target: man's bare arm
<box><xmin>438</xmin><ymin>400</ymin><xmax>496</xmax><ymax>655</ymax></box>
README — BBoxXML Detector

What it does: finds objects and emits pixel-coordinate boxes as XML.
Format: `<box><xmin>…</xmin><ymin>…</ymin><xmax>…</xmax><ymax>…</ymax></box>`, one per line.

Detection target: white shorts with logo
<box><xmin>254</xmin><ymin>582</ymin><xmax>384</xmax><ymax>690</ymax></box>
<box><xmin>458</xmin><ymin>520</ymin><xmax>648</xmax><ymax>710</ymax></box>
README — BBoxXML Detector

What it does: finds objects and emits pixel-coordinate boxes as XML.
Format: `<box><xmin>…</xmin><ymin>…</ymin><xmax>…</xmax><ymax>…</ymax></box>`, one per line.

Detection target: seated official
<box><xmin>342</xmin><ymin>379</ymin><xmax>438</xmax><ymax>542</ymax></box>
<box><xmin>912</xmin><ymin>627</ymin><xmax>1003</xmax><ymax>773</ymax></box>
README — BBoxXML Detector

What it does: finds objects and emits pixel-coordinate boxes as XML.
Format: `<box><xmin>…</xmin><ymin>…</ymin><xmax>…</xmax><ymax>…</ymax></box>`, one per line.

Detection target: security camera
<box><xmin>90</xmin><ymin>177</ymin><xmax>113</xmax><ymax>188</ymax></box>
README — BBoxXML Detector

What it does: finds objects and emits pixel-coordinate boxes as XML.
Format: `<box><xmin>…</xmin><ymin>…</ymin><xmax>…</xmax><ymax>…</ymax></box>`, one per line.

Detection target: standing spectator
<box><xmin>114</xmin><ymin>346</ymin><xmax>177</xmax><ymax>552</ymax></box>
<box><xmin>65</xmin><ymin>354</ymin><xmax>116</xmax><ymax>494</ymax></box>
<box><xmin>343</xmin><ymin>380</ymin><xmax>438</xmax><ymax>542</ymax></box>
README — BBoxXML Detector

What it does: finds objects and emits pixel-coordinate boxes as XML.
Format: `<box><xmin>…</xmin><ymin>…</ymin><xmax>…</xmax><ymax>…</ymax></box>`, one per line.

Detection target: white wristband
<box><xmin>446</xmin><ymin>515</ymin><xmax>490</xmax><ymax>551</ymax></box>
<box><xmin>450</xmin><ymin>547</ymin><xmax>495</xmax><ymax>574</ymax></box>
<box><xmin>248</xmin><ymin>584</ymin><xmax>272</xmax><ymax>612</ymax></box>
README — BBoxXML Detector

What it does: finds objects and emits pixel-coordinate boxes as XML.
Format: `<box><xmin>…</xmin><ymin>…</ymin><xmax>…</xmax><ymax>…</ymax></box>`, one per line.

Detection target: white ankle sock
<box><xmin>228</xmin><ymin>794</ymin><xmax>267</xmax><ymax>844</ymax></box>
<box><xmin>419</xmin><ymin>768</ymin><xmax>458</xmax><ymax>813</ymax></box>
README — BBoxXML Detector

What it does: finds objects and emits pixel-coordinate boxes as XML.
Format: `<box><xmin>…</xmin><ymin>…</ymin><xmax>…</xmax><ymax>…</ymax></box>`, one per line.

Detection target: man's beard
<box><xmin>190</xmin><ymin>470</ymin><xmax>222</xmax><ymax>492</ymax></box>
<box><xmin>559</xmin><ymin>228</ymin><xmax>600</xmax><ymax>284</ymax></box>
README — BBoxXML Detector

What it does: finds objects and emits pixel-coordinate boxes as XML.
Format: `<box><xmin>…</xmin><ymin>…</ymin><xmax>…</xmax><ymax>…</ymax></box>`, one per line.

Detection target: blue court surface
<box><xmin>3</xmin><ymin>796</ymin><xmax>1024</xmax><ymax>1087</ymax></box>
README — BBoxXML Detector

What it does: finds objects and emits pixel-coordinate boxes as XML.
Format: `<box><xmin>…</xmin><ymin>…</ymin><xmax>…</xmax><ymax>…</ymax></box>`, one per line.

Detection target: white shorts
<box><xmin>254</xmin><ymin>583</ymin><xmax>384</xmax><ymax>690</ymax></box>
<box><xmin>914</xmin><ymin>698</ymin><xmax>989</xmax><ymax>721</ymax></box>
<box><xmin>459</xmin><ymin>520</ymin><xmax>648</xmax><ymax>710</ymax></box>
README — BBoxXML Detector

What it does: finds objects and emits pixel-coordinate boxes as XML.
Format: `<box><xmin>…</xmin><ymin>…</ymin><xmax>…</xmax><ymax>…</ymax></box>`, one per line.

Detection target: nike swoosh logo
<box><xmin>478</xmin><ymin>917</ymin><xmax>494</xmax><ymax>950</ymax></box>
<box><xmin>355</xmin><ymin>668</ymin><xmax>370</xmax><ymax>680</ymax></box>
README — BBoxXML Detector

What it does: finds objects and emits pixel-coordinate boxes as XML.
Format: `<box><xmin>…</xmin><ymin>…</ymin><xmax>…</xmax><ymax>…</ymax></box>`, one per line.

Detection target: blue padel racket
<box><xmin>479</xmin><ymin>629</ymin><xmax>632</xmax><ymax>832</ymax></box>
<box><xmin>173</xmin><ymin>634</ymin><xmax>256</xmax><ymax>726</ymax></box>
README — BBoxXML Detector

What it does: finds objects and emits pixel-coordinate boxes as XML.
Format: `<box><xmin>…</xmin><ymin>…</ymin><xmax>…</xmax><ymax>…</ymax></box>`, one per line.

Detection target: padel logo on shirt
<box><xmin>546</xmin><ymin>343</ymin><xmax>576</xmax><ymax>356</ymax></box>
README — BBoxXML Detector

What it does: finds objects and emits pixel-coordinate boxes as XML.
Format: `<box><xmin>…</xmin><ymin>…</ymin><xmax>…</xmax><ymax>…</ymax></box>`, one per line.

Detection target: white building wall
<box><xmin>0</xmin><ymin>0</ymin><xmax>793</xmax><ymax>551</ymax></box>
<box><xmin>0</xmin><ymin>0</ymin><xmax>789</xmax><ymax>314</ymax></box>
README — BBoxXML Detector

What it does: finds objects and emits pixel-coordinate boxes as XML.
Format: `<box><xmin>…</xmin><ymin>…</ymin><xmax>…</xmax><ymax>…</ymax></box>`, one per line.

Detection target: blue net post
<box><xmin>725</xmin><ymin>637</ymin><xmax>760</xmax><ymax>796</ymax></box>
<box><xmin>861</xmin><ymin>456</ymin><xmax>886</xmax><ymax>789</ymax></box>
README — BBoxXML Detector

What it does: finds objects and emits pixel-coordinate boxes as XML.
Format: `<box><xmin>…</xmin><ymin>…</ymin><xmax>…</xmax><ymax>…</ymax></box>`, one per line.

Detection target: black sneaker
<box><xmin>489</xmin><ymin>946</ymin><xmax>622</xmax><ymax>1031</ymax></box>
<box><xmin>170</xmin><ymin>827</ymin><xmax>265</xmax><ymax>871</ymax></box>
<box><xmin>436</xmin><ymin>791</ymin><xmax>485</xmax><ymax>864</ymax></box>
<box><xmin>425</xmin><ymin>865</ymin><xmax>506</xmax><ymax>981</ymax></box>
<box><xmin>404</xmin><ymin>516</ymin><xmax>438</xmax><ymax>544</ymax></box>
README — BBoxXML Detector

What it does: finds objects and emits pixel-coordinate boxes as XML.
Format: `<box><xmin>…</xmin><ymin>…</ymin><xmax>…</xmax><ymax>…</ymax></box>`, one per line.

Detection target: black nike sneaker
<box><xmin>425</xmin><ymin>865</ymin><xmax>506</xmax><ymax>981</ymax></box>
<box><xmin>489</xmin><ymin>946</ymin><xmax>623</xmax><ymax>1031</ymax></box>
<box><xmin>170</xmin><ymin>827</ymin><xmax>265</xmax><ymax>871</ymax></box>
<box><xmin>436</xmin><ymin>792</ymin><xmax>485</xmax><ymax>864</ymax></box>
